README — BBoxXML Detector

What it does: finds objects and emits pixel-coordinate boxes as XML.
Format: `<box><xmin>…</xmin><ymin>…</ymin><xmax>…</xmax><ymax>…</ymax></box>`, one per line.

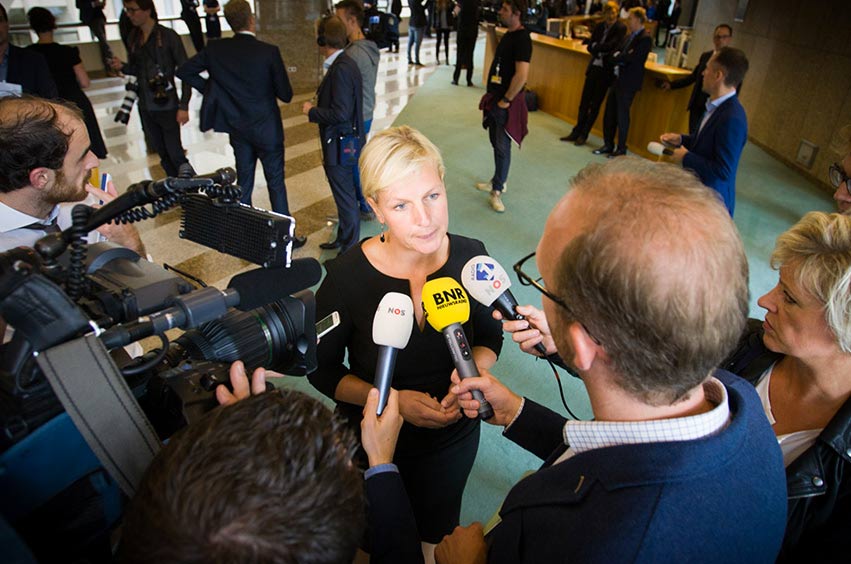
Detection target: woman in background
<box><xmin>433</xmin><ymin>0</ymin><xmax>454</xmax><ymax>65</ymax></box>
<box><xmin>26</xmin><ymin>7</ymin><xmax>108</xmax><ymax>158</ymax></box>
<box><xmin>723</xmin><ymin>211</ymin><xmax>851</xmax><ymax>561</ymax></box>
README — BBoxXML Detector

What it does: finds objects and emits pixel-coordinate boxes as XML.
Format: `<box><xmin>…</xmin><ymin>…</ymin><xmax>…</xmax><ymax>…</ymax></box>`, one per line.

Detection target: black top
<box><xmin>123</xmin><ymin>24</ymin><xmax>191</xmax><ymax>111</ymax></box>
<box><xmin>455</xmin><ymin>0</ymin><xmax>479</xmax><ymax>37</ymax></box>
<box><xmin>487</xmin><ymin>28</ymin><xmax>532</xmax><ymax>98</ymax></box>
<box><xmin>25</xmin><ymin>43</ymin><xmax>85</xmax><ymax>101</ymax></box>
<box><xmin>309</xmin><ymin>234</ymin><xmax>503</xmax><ymax>456</ymax></box>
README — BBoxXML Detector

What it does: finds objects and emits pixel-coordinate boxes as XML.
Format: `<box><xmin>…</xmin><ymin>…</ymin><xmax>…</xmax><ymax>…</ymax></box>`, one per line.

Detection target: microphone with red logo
<box><xmin>422</xmin><ymin>277</ymin><xmax>494</xmax><ymax>420</ymax></box>
<box><xmin>372</xmin><ymin>292</ymin><xmax>415</xmax><ymax>415</ymax></box>
<box><xmin>461</xmin><ymin>255</ymin><xmax>548</xmax><ymax>357</ymax></box>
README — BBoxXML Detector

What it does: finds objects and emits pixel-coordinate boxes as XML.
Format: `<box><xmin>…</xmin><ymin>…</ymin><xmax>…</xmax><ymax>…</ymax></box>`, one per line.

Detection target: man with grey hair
<box><xmin>433</xmin><ymin>158</ymin><xmax>788</xmax><ymax>563</ymax></box>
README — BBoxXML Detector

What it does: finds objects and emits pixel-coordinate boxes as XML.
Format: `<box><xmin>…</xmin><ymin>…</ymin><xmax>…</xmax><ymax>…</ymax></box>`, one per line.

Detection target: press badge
<box><xmin>490</xmin><ymin>60</ymin><xmax>502</xmax><ymax>85</ymax></box>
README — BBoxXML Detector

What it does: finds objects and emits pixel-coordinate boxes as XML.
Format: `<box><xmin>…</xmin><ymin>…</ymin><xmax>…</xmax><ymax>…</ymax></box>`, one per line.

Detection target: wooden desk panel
<box><xmin>483</xmin><ymin>26</ymin><xmax>692</xmax><ymax>159</ymax></box>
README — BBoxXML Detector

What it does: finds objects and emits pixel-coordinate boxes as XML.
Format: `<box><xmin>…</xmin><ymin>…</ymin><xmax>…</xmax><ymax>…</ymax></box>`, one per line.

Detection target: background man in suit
<box><xmin>452</xmin><ymin>0</ymin><xmax>479</xmax><ymax>87</ymax></box>
<box><xmin>661</xmin><ymin>47</ymin><xmax>749</xmax><ymax>216</ymax></box>
<box><xmin>433</xmin><ymin>158</ymin><xmax>787</xmax><ymax>563</ymax></box>
<box><xmin>560</xmin><ymin>1</ymin><xmax>624</xmax><ymax>146</ymax></box>
<box><xmin>303</xmin><ymin>15</ymin><xmax>364</xmax><ymax>252</ymax></box>
<box><xmin>177</xmin><ymin>0</ymin><xmax>305</xmax><ymax>246</ymax></box>
<box><xmin>660</xmin><ymin>23</ymin><xmax>733</xmax><ymax>136</ymax></box>
<box><xmin>593</xmin><ymin>6</ymin><xmax>651</xmax><ymax>158</ymax></box>
<box><xmin>0</xmin><ymin>3</ymin><xmax>57</xmax><ymax>99</ymax></box>
<box><xmin>76</xmin><ymin>0</ymin><xmax>114</xmax><ymax>75</ymax></box>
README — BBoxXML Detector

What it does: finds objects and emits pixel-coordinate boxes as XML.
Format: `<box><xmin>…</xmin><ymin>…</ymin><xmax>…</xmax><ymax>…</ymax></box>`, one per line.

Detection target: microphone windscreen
<box><xmin>228</xmin><ymin>258</ymin><xmax>322</xmax><ymax>311</ymax></box>
<box><xmin>461</xmin><ymin>255</ymin><xmax>513</xmax><ymax>307</ymax></box>
<box><xmin>372</xmin><ymin>292</ymin><xmax>414</xmax><ymax>348</ymax></box>
<box><xmin>422</xmin><ymin>277</ymin><xmax>470</xmax><ymax>331</ymax></box>
<box><xmin>647</xmin><ymin>141</ymin><xmax>672</xmax><ymax>156</ymax></box>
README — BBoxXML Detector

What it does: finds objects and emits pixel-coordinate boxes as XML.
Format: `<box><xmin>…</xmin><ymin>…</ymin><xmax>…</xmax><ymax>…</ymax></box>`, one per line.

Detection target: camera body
<box><xmin>147</xmin><ymin>71</ymin><xmax>174</xmax><ymax>105</ymax></box>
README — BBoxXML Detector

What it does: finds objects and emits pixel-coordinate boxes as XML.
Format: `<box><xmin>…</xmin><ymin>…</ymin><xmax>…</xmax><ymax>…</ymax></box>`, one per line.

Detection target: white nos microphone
<box><xmin>647</xmin><ymin>141</ymin><xmax>675</xmax><ymax>156</ymax></box>
<box><xmin>462</xmin><ymin>255</ymin><xmax>548</xmax><ymax>356</ymax></box>
<box><xmin>372</xmin><ymin>292</ymin><xmax>414</xmax><ymax>415</ymax></box>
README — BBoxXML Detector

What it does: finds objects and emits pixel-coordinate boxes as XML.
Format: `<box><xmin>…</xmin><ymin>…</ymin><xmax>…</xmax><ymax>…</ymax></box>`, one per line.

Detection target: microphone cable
<box><xmin>542</xmin><ymin>355</ymin><xmax>584</xmax><ymax>421</ymax></box>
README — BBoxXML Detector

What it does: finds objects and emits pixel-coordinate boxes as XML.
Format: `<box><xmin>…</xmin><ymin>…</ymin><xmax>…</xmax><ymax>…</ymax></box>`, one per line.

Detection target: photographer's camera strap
<box><xmin>36</xmin><ymin>335</ymin><xmax>161</xmax><ymax>497</ymax></box>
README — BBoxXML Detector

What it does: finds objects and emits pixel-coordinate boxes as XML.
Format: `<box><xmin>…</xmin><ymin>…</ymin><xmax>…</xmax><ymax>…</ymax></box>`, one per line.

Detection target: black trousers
<box><xmin>230</xmin><ymin>134</ymin><xmax>289</xmax><ymax>215</ymax></box>
<box><xmin>603</xmin><ymin>85</ymin><xmax>638</xmax><ymax>150</ymax></box>
<box><xmin>573</xmin><ymin>66</ymin><xmax>613</xmax><ymax>138</ymax></box>
<box><xmin>454</xmin><ymin>35</ymin><xmax>476</xmax><ymax>84</ymax></box>
<box><xmin>324</xmin><ymin>161</ymin><xmax>360</xmax><ymax>251</ymax></box>
<box><xmin>83</xmin><ymin>16</ymin><xmax>113</xmax><ymax>72</ymax></box>
<box><xmin>181</xmin><ymin>7</ymin><xmax>205</xmax><ymax>53</ymax></box>
<box><xmin>436</xmin><ymin>29</ymin><xmax>450</xmax><ymax>62</ymax></box>
<box><xmin>139</xmin><ymin>108</ymin><xmax>187</xmax><ymax>177</ymax></box>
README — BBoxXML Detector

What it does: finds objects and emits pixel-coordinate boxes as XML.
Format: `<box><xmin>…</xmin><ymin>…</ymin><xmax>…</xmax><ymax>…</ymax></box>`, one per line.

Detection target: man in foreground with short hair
<box><xmin>661</xmin><ymin>46</ymin><xmax>749</xmax><ymax>216</ymax></box>
<box><xmin>177</xmin><ymin>0</ymin><xmax>306</xmax><ymax>246</ymax></box>
<box><xmin>434</xmin><ymin>158</ymin><xmax>787</xmax><ymax>563</ymax></box>
<box><xmin>0</xmin><ymin>96</ymin><xmax>144</xmax><ymax>254</ymax></box>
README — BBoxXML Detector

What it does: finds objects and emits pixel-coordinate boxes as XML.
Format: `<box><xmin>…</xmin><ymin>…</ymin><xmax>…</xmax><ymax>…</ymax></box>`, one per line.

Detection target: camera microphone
<box><xmin>461</xmin><ymin>255</ymin><xmax>548</xmax><ymax>357</ymax></box>
<box><xmin>227</xmin><ymin>259</ymin><xmax>322</xmax><ymax>311</ymax></box>
<box><xmin>421</xmin><ymin>277</ymin><xmax>494</xmax><ymax>420</ymax></box>
<box><xmin>647</xmin><ymin>141</ymin><xmax>675</xmax><ymax>156</ymax></box>
<box><xmin>372</xmin><ymin>292</ymin><xmax>414</xmax><ymax>415</ymax></box>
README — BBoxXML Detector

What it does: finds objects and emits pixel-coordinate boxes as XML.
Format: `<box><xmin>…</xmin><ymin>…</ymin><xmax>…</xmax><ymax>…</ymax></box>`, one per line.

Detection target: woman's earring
<box><xmin>379</xmin><ymin>223</ymin><xmax>386</xmax><ymax>243</ymax></box>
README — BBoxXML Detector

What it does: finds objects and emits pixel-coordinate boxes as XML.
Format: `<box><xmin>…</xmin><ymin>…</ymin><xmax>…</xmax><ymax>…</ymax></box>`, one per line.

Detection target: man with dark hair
<box><xmin>660</xmin><ymin>23</ymin><xmax>734</xmax><ymax>135</ymax></box>
<box><xmin>177</xmin><ymin>0</ymin><xmax>306</xmax><ymax>246</ymax></box>
<box><xmin>474</xmin><ymin>0</ymin><xmax>532</xmax><ymax>213</ymax></box>
<box><xmin>335</xmin><ymin>0</ymin><xmax>380</xmax><ymax>228</ymax></box>
<box><xmin>0</xmin><ymin>3</ymin><xmax>57</xmax><ymax>99</ymax></box>
<box><xmin>559</xmin><ymin>1</ymin><xmax>624</xmax><ymax>146</ymax></box>
<box><xmin>302</xmin><ymin>15</ymin><xmax>364</xmax><ymax>252</ymax></box>
<box><xmin>661</xmin><ymin>46</ymin><xmax>749</xmax><ymax>216</ymax></box>
<box><xmin>0</xmin><ymin>96</ymin><xmax>144</xmax><ymax>254</ymax></box>
<box><xmin>433</xmin><ymin>158</ymin><xmax>787</xmax><ymax>562</ymax></box>
<box><xmin>110</xmin><ymin>0</ymin><xmax>192</xmax><ymax>179</ymax></box>
<box><xmin>593</xmin><ymin>6</ymin><xmax>651</xmax><ymax>157</ymax></box>
<box><xmin>119</xmin><ymin>389</ymin><xmax>366</xmax><ymax>563</ymax></box>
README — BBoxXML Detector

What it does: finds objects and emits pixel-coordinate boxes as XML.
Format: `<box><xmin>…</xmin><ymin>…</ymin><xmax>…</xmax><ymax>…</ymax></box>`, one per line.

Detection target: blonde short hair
<box><xmin>603</xmin><ymin>1</ymin><xmax>619</xmax><ymax>15</ymax></box>
<box><xmin>771</xmin><ymin>212</ymin><xmax>851</xmax><ymax>352</ymax></box>
<box><xmin>358</xmin><ymin>126</ymin><xmax>445</xmax><ymax>202</ymax></box>
<box><xmin>629</xmin><ymin>7</ymin><xmax>647</xmax><ymax>23</ymax></box>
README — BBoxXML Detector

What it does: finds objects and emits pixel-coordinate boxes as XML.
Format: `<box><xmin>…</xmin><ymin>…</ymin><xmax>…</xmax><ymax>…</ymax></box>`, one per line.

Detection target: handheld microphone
<box><xmin>462</xmin><ymin>255</ymin><xmax>548</xmax><ymax>357</ymax></box>
<box><xmin>647</xmin><ymin>141</ymin><xmax>675</xmax><ymax>156</ymax></box>
<box><xmin>372</xmin><ymin>292</ymin><xmax>414</xmax><ymax>415</ymax></box>
<box><xmin>421</xmin><ymin>277</ymin><xmax>494</xmax><ymax>420</ymax></box>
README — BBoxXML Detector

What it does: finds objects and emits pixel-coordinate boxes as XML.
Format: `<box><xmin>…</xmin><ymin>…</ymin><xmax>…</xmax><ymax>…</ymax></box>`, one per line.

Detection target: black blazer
<box><xmin>5</xmin><ymin>45</ymin><xmax>58</xmax><ymax>99</ymax></box>
<box><xmin>308</xmin><ymin>52</ymin><xmax>364</xmax><ymax>167</ymax></box>
<box><xmin>611</xmin><ymin>29</ymin><xmax>652</xmax><ymax>92</ymax></box>
<box><xmin>177</xmin><ymin>33</ymin><xmax>292</xmax><ymax>147</ymax></box>
<box><xmin>584</xmin><ymin>19</ymin><xmax>626</xmax><ymax>75</ymax></box>
<box><xmin>670</xmin><ymin>49</ymin><xmax>711</xmax><ymax>113</ymax></box>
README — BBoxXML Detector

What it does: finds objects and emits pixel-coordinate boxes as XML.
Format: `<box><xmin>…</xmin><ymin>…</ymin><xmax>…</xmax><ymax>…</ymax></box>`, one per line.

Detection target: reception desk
<box><xmin>483</xmin><ymin>26</ymin><xmax>692</xmax><ymax>159</ymax></box>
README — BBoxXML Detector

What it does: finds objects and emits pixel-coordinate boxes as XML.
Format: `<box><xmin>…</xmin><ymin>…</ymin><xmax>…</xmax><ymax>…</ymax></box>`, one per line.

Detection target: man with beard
<box><xmin>0</xmin><ymin>96</ymin><xmax>144</xmax><ymax>254</ymax></box>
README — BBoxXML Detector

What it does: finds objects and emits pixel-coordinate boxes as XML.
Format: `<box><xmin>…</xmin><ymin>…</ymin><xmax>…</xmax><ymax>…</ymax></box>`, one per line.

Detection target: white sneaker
<box><xmin>489</xmin><ymin>190</ymin><xmax>505</xmax><ymax>213</ymax></box>
<box><xmin>475</xmin><ymin>181</ymin><xmax>507</xmax><ymax>192</ymax></box>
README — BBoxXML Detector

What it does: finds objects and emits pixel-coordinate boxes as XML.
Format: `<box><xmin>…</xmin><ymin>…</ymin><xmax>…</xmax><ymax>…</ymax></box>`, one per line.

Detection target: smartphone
<box><xmin>316</xmin><ymin>311</ymin><xmax>340</xmax><ymax>340</ymax></box>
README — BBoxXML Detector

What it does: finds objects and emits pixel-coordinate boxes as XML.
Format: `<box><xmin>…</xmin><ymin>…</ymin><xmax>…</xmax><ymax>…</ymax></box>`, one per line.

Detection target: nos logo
<box><xmin>386</xmin><ymin>307</ymin><xmax>406</xmax><ymax>316</ymax></box>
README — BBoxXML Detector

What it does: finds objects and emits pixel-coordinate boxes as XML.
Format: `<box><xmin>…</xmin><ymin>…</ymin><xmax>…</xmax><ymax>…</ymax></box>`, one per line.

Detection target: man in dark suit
<box><xmin>662</xmin><ymin>47</ymin><xmax>749</xmax><ymax>216</ymax></box>
<box><xmin>560</xmin><ymin>1</ymin><xmax>624</xmax><ymax>146</ymax></box>
<box><xmin>177</xmin><ymin>0</ymin><xmax>306</xmax><ymax>246</ymax></box>
<box><xmin>661</xmin><ymin>23</ymin><xmax>733</xmax><ymax>136</ymax></box>
<box><xmin>0</xmin><ymin>3</ymin><xmax>57</xmax><ymax>99</ymax></box>
<box><xmin>432</xmin><ymin>158</ymin><xmax>787</xmax><ymax>563</ymax></box>
<box><xmin>302</xmin><ymin>15</ymin><xmax>364</xmax><ymax>252</ymax></box>
<box><xmin>593</xmin><ymin>6</ymin><xmax>651</xmax><ymax>157</ymax></box>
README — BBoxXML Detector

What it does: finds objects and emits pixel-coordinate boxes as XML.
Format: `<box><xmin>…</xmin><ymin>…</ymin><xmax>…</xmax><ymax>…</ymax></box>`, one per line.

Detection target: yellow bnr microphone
<box><xmin>422</xmin><ymin>277</ymin><xmax>494</xmax><ymax>420</ymax></box>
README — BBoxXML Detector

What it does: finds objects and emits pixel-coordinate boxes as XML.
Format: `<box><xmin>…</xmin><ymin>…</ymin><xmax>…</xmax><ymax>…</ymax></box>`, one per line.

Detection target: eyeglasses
<box><xmin>513</xmin><ymin>252</ymin><xmax>601</xmax><ymax>344</ymax></box>
<box><xmin>124</xmin><ymin>6</ymin><xmax>142</xmax><ymax>14</ymax></box>
<box><xmin>714</xmin><ymin>34</ymin><xmax>731</xmax><ymax>39</ymax></box>
<box><xmin>829</xmin><ymin>163</ymin><xmax>851</xmax><ymax>195</ymax></box>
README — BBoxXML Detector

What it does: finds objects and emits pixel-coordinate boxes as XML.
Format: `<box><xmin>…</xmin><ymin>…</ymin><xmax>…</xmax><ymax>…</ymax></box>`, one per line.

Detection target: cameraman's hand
<box><xmin>216</xmin><ymin>360</ymin><xmax>268</xmax><ymax>406</ymax></box>
<box><xmin>450</xmin><ymin>369</ymin><xmax>522</xmax><ymax>427</ymax></box>
<box><xmin>176</xmin><ymin>109</ymin><xmax>189</xmax><ymax>126</ymax></box>
<box><xmin>87</xmin><ymin>180</ymin><xmax>148</xmax><ymax>256</ymax></box>
<box><xmin>361</xmin><ymin>388</ymin><xmax>403</xmax><ymax>467</ymax></box>
<box><xmin>493</xmin><ymin>304</ymin><xmax>557</xmax><ymax>357</ymax></box>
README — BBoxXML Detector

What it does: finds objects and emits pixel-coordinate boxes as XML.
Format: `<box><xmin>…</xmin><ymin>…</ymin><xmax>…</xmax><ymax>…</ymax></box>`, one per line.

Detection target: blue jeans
<box><xmin>408</xmin><ymin>26</ymin><xmax>424</xmax><ymax>63</ymax></box>
<box><xmin>487</xmin><ymin>106</ymin><xmax>510</xmax><ymax>192</ymax></box>
<box><xmin>353</xmin><ymin>119</ymin><xmax>372</xmax><ymax>213</ymax></box>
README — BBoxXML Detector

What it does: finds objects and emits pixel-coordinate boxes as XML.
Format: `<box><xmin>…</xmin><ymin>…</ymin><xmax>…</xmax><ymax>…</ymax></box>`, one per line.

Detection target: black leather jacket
<box><xmin>722</xmin><ymin>319</ymin><xmax>851</xmax><ymax>562</ymax></box>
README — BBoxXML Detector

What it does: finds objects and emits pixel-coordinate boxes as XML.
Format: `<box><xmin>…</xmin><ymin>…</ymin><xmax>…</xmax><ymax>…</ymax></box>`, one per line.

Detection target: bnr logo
<box><xmin>387</xmin><ymin>307</ymin><xmax>406</xmax><ymax>316</ymax></box>
<box><xmin>432</xmin><ymin>288</ymin><xmax>465</xmax><ymax>305</ymax></box>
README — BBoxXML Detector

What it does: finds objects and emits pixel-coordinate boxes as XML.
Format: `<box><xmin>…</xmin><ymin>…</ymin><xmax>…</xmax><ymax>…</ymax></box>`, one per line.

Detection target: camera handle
<box><xmin>36</xmin><ymin>334</ymin><xmax>162</xmax><ymax>497</ymax></box>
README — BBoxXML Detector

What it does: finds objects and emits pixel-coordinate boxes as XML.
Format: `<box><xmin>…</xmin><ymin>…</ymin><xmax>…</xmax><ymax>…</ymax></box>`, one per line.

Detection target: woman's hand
<box><xmin>398</xmin><ymin>389</ymin><xmax>462</xmax><ymax>429</ymax></box>
<box><xmin>494</xmin><ymin>304</ymin><xmax>558</xmax><ymax>356</ymax></box>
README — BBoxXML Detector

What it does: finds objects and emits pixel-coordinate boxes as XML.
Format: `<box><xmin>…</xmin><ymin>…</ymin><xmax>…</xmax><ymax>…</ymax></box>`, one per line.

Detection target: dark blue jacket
<box><xmin>177</xmin><ymin>33</ymin><xmax>293</xmax><ymax>148</ymax></box>
<box><xmin>5</xmin><ymin>45</ymin><xmax>58</xmax><ymax>99</ymax></box>
<box><xmin>488</xmin><ymin>371</ymin><xmax>787</xmax><ymax>563</ymax></box>
<box><xmin>308</xmin><ymin>52</ymin><xmax>364</xmax><ymax>167</ymax></box>
<box><xmin>682</xmin><ymin>94</ymin><xmax>748</xmax><ymax>216</ymax></box>
<box><xmin>611</xmin><ymin>29</ymin><xmax>652</xmax><ymax>92</ymax></box>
